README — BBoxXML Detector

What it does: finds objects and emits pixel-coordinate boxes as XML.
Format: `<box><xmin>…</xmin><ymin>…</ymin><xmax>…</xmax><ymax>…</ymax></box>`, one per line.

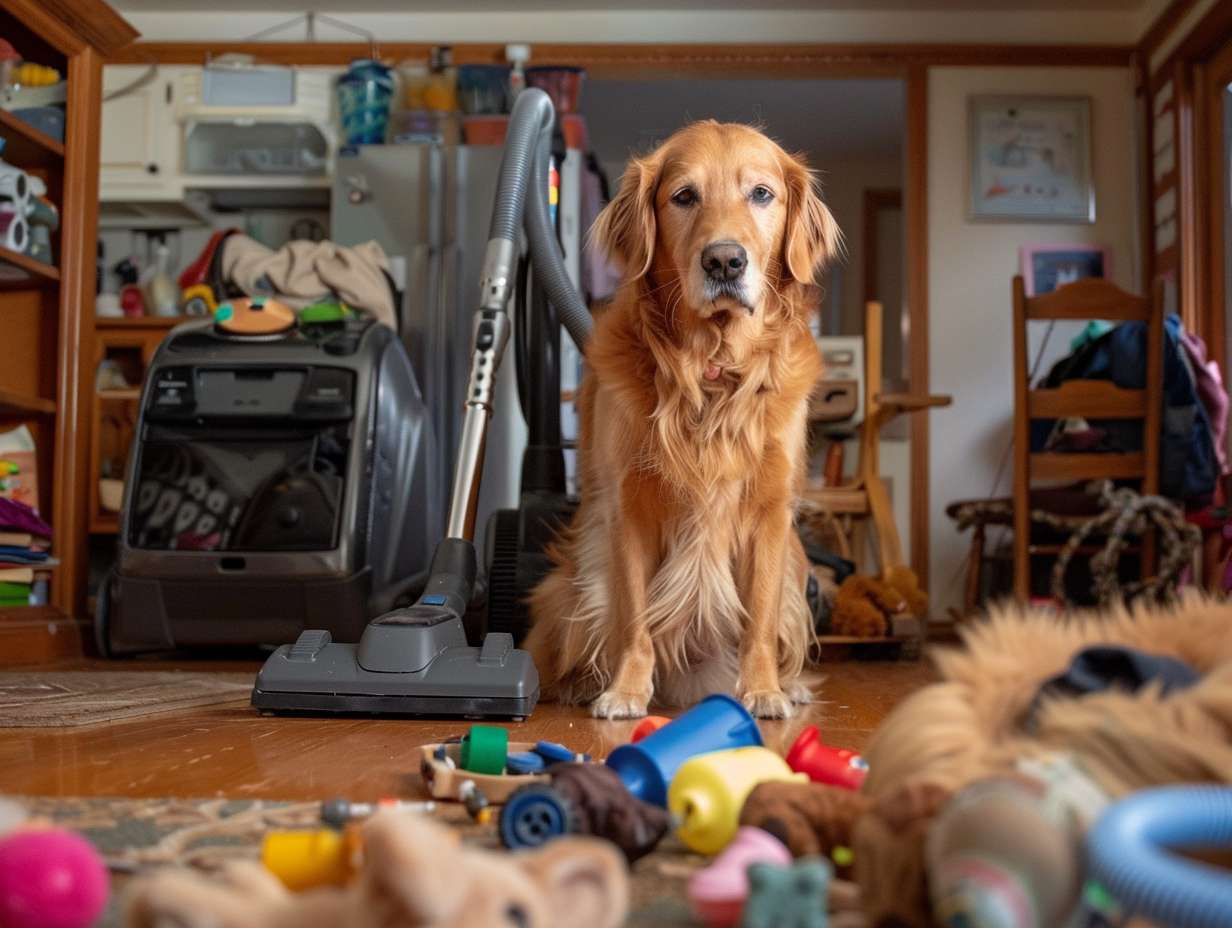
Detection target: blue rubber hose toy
<box><xmin>1087</xmin><ymin>785</ymin><xmax>1232</xmax><ymax>928</ymax></box>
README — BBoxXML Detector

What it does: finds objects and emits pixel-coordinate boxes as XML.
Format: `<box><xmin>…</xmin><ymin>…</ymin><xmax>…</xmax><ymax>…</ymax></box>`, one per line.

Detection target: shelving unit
<box><xmin>0</xmin><ymin>0</ymin><xmax>138</xmax><ymax>661</ymax></box>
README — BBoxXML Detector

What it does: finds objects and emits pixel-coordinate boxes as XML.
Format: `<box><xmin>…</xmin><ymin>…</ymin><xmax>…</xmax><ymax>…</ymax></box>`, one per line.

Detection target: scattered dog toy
<box><xmin>500</xmin><ymin>763</ymin><xmax>671</xmax><ymax>862</ymax></box>
<box><xmin>606</xmin><ymin>694</ymin><xmax>764</xmax><ymax>807</ymax></box>
<box><xmin>459</xmin><ymin>780</ymin><xmax>493</xmax><ymax>825</ymax></box>
<box><xmin>630</xmin><ymin>715</ymin><xmax>671</xmax><ymax>743</ymax></box>
<box><xmin>0</xmin><ymin>827</ymin><xmax>109</xmax><ymax>928</ymax></box>
<box><xmin>785</xmin><ymin>726</ymin><xmax>868</xmax><ymax>791</ymax></box>
<box><xmin>507</xmin><ymin>751</ymin><xmax>548</xmax><ymax>775</ymax></box>
<box><xmin>670</xmin><ymin>747</ymin><xmax>806</xmax><ymax>855</ymax></box>
<box><xmin>460</xmin><ymin>725</ymin><xmax>509</xmax><ymax>775</ymax></box>
<box><xmin>418</xmin><ymin>740</ymin><xmax>548</xmax><ymax>802</ymax></box>
<box><xmin>319</xmin><ymin>797</ymin><xmax>435</xmax><ymax>827</ymax></box>
<box><xmin>261</xmin><ymin>828</ymin><xmax>360</xmax><ymax>891</ymax></box>
<box><xmin>738</xmin><ymin>780</ymin><xmax>869</xmax><ymax>868</ymax></box>
<box><xmin>534</xmin><ymin>740</ymin><xmax>589</xmax><ymax>764</ymax></box>
<box><xmin>688</xmin><ymin>826</ymin><xmax>793</xmax><ymax>927</ymax></box>
<box><xmin>740</xmin><ymin>857</ymin><xmax>833</xmax><ymax>928</ymax></box>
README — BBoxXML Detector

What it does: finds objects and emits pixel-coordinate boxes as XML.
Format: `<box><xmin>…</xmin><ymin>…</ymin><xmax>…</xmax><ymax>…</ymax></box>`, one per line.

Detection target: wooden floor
<box><xmin>0</xmin><ymin>658</ymin><xmax>934</xmax><ymax>802</ymax></box>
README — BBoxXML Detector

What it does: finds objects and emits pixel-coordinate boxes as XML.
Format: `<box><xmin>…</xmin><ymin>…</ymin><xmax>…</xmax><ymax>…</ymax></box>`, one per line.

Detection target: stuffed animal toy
<box><xmin>739</xmin><ymin>781</ymin><xmax>867</xmax><ymax>875</ymax></box>
<box><xmin>743</xmin><ymin>595</ymin><xmax>1232</xmax><ymax>927</ymax></box>
<box><xmin>124</xmin><ymin>810</ymin><xmax>629</xmax><ymax>928</ymax></box>
<box><xmin>828</xmin><ymin>576</ymin><xmax>906</xmax><ymax>638</ymax></box>
<box><xmin>883</xmin><ymin>565</ymin><xmax>928</xmax><ymax>618</ymax></box>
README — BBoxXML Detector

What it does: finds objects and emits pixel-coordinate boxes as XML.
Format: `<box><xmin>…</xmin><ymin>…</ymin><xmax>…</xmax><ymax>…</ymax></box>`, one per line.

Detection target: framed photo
<box><xmin>1020</xmin><ymin>243</ymin><xmax>1108</xmax><ymax>295</ymax></box>
<box><xmin>969</xmin><ymin>95</ymin><xmax>1094</xmax><ymax>222</ymax></box>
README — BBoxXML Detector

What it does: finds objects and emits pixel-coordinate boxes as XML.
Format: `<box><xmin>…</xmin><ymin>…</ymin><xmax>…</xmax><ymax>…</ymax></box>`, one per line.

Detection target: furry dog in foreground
<box><xmin>526</xmin><ymin>121</ymin><xmax>841</xmax><ymax>719</ymax></box>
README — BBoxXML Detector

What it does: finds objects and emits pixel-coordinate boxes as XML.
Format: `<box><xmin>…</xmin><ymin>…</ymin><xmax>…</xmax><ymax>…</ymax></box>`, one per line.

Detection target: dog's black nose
<box><xmin>701</xmin><ymin>241</ymin><xmax>747</xmax><ymax>282</ymax></box>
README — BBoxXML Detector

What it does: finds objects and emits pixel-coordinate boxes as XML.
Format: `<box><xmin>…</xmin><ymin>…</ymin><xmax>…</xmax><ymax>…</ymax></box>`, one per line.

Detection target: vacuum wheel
<box><xmin>499</xmin><ymin>783</ymin><xmax>576</xmax><ymax>850</ymax></box>
<box><xmin>93</xmin><ymin>569</ymin><xmax>114</xmax><ymax>659</ymax></box>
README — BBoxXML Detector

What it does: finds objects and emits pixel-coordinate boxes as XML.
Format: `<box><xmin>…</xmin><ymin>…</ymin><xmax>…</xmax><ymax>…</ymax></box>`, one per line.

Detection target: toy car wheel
<box><xmin>499</xmin><ymin>783</ymin><xmax>575</xmax><ymax>850</ymax></box>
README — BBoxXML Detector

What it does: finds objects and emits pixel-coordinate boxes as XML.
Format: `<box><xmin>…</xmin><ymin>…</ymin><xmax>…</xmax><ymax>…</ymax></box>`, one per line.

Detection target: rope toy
<box><xmin>1051</xmin><ymin>481</ymin><xmax>1200</xmax><ymax>606</ymax></box>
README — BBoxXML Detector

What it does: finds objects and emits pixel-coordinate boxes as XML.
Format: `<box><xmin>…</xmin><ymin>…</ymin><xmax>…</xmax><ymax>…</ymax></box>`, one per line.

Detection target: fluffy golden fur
<box><xmin>525</xmin><ymin>121</ymin><xmax>841</xmax><ymax>719</ymax></box>
<box><xmin>851</xmin><ymin>595</ymin><xmax>1232</xmax><ymax>926</ymax></box>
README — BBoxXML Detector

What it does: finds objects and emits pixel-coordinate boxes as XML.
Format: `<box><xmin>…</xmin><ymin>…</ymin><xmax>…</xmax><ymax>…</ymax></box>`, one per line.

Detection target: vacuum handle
<box><xmin>445</xmin><ymin>310</ymin><xmax>511</xmax><ymax>540</ymax></box>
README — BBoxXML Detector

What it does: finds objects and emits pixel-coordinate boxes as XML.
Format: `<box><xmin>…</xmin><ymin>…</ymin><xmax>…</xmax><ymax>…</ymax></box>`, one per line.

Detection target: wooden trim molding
<box><xmin>110</xmin><ymin>41</ymin><xmax>1133</xmax><ymax>71</ymax></box>
<box><xmin>1138</xmin><ymin>0</ymin><xmax>1202</xmax><ymax>65</ymax></box>
<box><xmin>52</xmin><ymin>45</ymin><xmax>105</xmax><ymax>618</ymax></box>
<box><xmin>0</xmin><ymin>0</ymin><xmax>137</xmax><ymax>57</ymax></box>
<box><xmin>905</xmin><ymin>65</ymin><xmax>930</xmax><ymax>588</ymax></box>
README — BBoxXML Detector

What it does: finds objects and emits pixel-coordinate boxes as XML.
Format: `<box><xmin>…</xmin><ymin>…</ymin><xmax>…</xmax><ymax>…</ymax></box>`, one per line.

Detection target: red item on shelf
<box><xmin>784</xmin><ymin>725</ymin><xmax>867</xmax><ymax>791</ymax></box>
<box><xmin>118</xmin><ymin>284</ymin><xmax>144</xmax><ymax>317</ymax></box>
<box><xmin>177</xmin><ymin>228</ymin><xmax>238</xmax><ymax>291</ymax></box>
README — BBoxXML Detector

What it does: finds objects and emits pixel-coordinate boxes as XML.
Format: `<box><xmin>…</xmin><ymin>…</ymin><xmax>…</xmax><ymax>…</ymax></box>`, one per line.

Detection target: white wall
<box><xmin>927</xmin><ymin>66</ymin><xmax>1138</xmax><ymax>614</ymax></box>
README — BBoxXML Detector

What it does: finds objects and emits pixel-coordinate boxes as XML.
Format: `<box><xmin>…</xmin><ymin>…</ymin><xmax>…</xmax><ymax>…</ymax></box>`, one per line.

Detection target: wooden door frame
<box><xmin>1196</xmin><ymin>39</ymin><xmax>1232</xmax><ymax>375</ymax></box>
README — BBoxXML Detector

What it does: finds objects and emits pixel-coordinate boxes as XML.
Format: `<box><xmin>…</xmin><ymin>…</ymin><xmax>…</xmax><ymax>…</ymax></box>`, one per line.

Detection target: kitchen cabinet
<box><xmin>100</xmin><ymin>65</ymin><xmax>185</xmax><ymax>201</ymax></box>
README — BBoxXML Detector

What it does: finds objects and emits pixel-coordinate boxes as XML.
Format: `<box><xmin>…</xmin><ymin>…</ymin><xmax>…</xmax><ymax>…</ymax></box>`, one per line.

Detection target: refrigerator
<box><xmin>331</xmin><ymin>142</ymin><xmax>586</xmax><ymax>562</ymax></box>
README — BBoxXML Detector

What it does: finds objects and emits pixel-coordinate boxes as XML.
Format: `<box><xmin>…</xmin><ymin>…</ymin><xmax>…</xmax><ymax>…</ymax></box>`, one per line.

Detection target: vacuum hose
<box><xmin>480</xmin><ymin>87</ymin><xmax>591</xmax><ymax>350</ymax></box>
<box><xmin>446</xmin><ymin>87</ymin><xmax>590</xmax><ymax>540</ymax></box>
<box><xmin>1087</xmin><ymin>785</ymin><xmax>1232</xmax><ymax>928</ymax></box>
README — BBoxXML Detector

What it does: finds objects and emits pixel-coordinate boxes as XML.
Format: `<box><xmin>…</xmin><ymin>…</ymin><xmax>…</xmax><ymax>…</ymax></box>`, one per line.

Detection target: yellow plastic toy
<box><xmin>260</xmin><ymin>828</ymin><xmax>360</xmax><ymax>891</ymax></box>
<box><xmin>668</xmin><ymin>747</ymin><xmax>806</xmax><ymax>855</ymax></box>
<box><xmin>13</xmin><ymin>63</ymin><xmax>60</xmax><ymax>86</ymax></box>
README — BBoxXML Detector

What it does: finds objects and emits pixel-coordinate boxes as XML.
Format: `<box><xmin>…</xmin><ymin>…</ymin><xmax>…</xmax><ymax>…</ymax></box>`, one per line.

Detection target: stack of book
<box><xmin>0</xmin><ymin>497</ymin><xmax>53</xmax><ymax>608</ymax></box>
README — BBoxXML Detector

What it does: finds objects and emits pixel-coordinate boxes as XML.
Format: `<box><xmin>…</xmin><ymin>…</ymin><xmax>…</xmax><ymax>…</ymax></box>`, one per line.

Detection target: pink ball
<box><xmin>0</xmin><ymin>828</ymin><xmax>109</xmax><ymax>928</ymax></box>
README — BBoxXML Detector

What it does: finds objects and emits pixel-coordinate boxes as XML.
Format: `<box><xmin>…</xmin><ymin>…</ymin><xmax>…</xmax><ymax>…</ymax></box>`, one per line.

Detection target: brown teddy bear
<box><xmin>124</xmin><ymin>810</ymin><xmax>629</xmax><ymax>928</ymax></box>
<box><xmin>829</xmin><ymin>568</ymin><xmax>930</xmax><ymax>638</ymax></box>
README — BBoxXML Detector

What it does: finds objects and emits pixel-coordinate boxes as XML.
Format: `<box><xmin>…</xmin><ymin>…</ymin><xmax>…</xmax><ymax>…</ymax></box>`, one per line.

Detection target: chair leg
<box><xmin>964</xmin><ymin>523</ymin><xmax>985</xmax><ymax>617</ymax></box>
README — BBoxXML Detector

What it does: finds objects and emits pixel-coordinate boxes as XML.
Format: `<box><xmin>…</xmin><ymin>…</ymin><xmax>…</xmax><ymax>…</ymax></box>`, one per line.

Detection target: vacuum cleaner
<box><xmin>251</xmin><ymin>87</ymin><xmax>593</xmax><ymax>718</ymax></box>
<box><xmin>98</xmin><ymin>299</ymin><xmax>439</xmax><ymax>656</ymax></box>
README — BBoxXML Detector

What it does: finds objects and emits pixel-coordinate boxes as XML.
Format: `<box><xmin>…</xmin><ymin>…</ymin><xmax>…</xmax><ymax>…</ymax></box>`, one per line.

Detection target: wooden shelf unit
<box><xmin>0</xmin><ymin>107</ymin><xmax>65</xmax><ymax>164</ymax></box>
<box><xmin>96</xmin><ymin>315</ymin><xmax>193</xmax><ymax>329</ymax></box>
<box><xmin>0</xmin><ymin>244</ymin><xmax>60</xmax><ymax>284</ymax></box>
<box><xmin>0</xmin><ymin>0</ymin><xmax>138</xmax><ymax>655</ymax></box>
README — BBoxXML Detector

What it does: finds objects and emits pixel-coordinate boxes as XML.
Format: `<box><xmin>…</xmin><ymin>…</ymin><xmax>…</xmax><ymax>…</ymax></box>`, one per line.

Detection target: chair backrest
<box><xmin>1011</xmin><ymin>275</ymin><xmax>1165</xmax><ymax>600</ymax></box>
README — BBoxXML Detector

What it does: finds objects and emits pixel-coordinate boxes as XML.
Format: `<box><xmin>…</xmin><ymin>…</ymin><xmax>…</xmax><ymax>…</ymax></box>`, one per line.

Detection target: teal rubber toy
<box><xmin>459</xmin><ymin>725</ymin><xmax>509</xmax><ymax>775</ymax></box>
<box><xmin>214</xmin><ymin>302</ymin><xmax>234</xmax><ymax>322</ymax></box>
<box><xmin>740</xmin><ymin>857</ymin><xmax>832</xmax><ymax>928</ymax></box>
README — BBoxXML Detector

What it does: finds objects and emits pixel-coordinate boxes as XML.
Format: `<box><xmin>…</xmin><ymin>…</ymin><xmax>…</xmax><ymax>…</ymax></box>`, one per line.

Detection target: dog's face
<box><xmin>594</xmin><ymin>121</ymin><xmax>840</xmax><ymax>322</ymax></box>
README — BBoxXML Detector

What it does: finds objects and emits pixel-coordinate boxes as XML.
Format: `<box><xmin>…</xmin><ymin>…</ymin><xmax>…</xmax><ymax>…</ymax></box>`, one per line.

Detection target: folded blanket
<box><xmin>221</xmin><ymin>235</ymin><xmax>396</xmax><ymax>329</ymax></box>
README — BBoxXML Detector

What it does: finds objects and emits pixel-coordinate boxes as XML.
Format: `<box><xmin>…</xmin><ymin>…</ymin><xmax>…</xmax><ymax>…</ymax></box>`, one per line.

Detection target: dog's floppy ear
<box><xmin>591</xmin><ymin>154</ymin><xmax>659</xmax><ymax>279</ymax></box>
<box><xmin>781</xmin><ymin>152</ymin><xmax>841</xmax><ymax>285</ymax></box>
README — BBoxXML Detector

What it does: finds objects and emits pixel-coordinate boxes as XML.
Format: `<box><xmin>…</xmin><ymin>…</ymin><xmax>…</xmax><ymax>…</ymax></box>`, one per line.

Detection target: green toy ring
<box><xmin>460</xmin><ymin>725</ymin><xmax>509</xmax><ymax>775</ymax></box>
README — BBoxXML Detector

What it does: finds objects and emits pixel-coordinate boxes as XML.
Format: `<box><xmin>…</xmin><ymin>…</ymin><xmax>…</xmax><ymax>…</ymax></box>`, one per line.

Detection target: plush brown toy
<box><xmin>738</xmin><ymin>780</ymin><xmax>869</xmax><ymax>877</ymax></box>
<box><xmin>829</xmin><ymin>575</ymin><xmax>906</xmax><ymax>638</ymax></box>
<box><xmin>851</xmin><ymin>595</ymin><xmax>1232</xmax><ymax>927</ymax></box>
<box><xmin>883</xmin><ymin>565</ymin><xmax>928</xmax><ymax>618</ymax></box>
<box><xmin>124</xmin><ymin>810</ymin><xmax>629</xmax><ymax>928</ymax></box>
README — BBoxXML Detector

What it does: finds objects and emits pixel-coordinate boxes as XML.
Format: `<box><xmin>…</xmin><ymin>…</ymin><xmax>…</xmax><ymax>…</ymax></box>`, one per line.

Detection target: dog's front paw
<box><xmin>785</xmin><ymin>679</ymin><xmax>815</xmax><ymax>705</ymax></box>
<box><xmin>591</xmin><ymin>689</ymin><xmax>650</xmax><ymax>719</ymax></box>
<box><xmin>740</xmin><ymin>688</ymin><xmax>796</xmax><ymax>719</ymax></box>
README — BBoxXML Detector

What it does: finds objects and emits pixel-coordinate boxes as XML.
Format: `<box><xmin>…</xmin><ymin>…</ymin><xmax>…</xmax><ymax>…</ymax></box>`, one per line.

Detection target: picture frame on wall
<box><xmin>969</xmin><ymin>95</ymin><xmax>1095</xmax><ymax>223</ymax></box>
<box><xmin>1020</xmin><ymin>243</ymin><xmax>1108</xmax><ymax>295</ymax></box>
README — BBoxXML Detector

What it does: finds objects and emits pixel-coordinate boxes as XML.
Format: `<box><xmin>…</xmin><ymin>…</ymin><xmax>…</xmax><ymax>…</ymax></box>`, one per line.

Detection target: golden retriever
<box><xmin>525</xmin><ymin>121</ymin><xmax>841</xmax><ymax>719</ymax></box>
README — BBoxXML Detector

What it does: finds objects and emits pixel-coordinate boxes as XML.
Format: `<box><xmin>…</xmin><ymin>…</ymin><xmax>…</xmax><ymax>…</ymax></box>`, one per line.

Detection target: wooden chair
<box><xmin>805</xmin><ymin>301</ymin><xmax>951</xmax><ymax>575</ymax></box>
<box><xmin>1012</xmin><ymin>275</ymin><xmax>1165</xmax><ymax>601</ymax></box>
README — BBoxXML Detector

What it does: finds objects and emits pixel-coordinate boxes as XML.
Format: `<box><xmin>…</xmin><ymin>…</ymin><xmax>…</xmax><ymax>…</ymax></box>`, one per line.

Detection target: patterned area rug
<box><xmin>23</xmin><ymin>795</ymin><xmax>699</xmax><ymax>927</ymax></box>
<box><xmin>0</xmin><ymin>673</ymin><xmax>253</xmax><ymax>727</ymax></box>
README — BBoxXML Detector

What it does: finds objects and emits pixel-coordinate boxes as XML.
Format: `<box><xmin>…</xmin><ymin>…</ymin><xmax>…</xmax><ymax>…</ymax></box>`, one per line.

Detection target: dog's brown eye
<box><xmin>671</xmin><ymin>187</ymin><xmax>697</xmax><ymax>207</ymax></box>
<box><xmin>750</xmin><ymin>185</ymin><xmax>774</xmax><ymax>204</ymax></box>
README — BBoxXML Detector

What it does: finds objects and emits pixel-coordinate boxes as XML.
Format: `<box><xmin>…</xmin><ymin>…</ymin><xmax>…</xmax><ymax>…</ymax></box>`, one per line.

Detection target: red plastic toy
<box><xmin>784</xmin><ymin>725</ymin><xmax>868</xmax><ymax>791</ymax></box>
<box><xmin>630</xmin><ymin>715</ymin><xmax>671</xmax><ymax>744</ymax></box>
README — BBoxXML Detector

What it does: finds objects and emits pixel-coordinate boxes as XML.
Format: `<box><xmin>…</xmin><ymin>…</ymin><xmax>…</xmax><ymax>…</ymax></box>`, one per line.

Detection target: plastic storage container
<box><xmin>525</xmin><ymin>66</ymin><xmax>585</xmax><ymax>113</ymax></box>
<box><xmin>457</xmin><ymin>64</ymin><xmax>510</xmax><ymax>115</ymax></box>
<box><xmin>336</xmin><ymin>59</ymin><xmax>394</xmax><ymax>146</ymax></box>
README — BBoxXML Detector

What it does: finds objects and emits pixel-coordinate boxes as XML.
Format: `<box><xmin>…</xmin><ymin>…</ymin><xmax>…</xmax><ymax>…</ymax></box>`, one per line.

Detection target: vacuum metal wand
<box><xmin>446</xmin><ymin>308</ymin><xmax>511</xmax><ymax>540</ymax></box>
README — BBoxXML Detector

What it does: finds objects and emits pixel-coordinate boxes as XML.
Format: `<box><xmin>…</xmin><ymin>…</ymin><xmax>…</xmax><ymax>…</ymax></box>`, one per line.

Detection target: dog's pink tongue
<box><xmin>704</xmin><ymin>364</ymin><xmax>722</xmax><ymax>381</ymax></box>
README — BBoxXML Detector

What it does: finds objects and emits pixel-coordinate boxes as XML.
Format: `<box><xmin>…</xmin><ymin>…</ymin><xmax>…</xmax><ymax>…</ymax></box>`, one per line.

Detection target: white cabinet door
<box><xmin>100</xmin><ymin>66</ymin><xmax>181</xmax><ymax>200</ymax></box>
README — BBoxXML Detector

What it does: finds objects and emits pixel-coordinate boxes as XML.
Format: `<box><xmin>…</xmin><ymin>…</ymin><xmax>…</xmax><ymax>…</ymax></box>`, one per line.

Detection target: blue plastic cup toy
<box><xmin>604</xmin><ymin>694</ymin><xmax>763</xmax><ymax>807</ymax></box>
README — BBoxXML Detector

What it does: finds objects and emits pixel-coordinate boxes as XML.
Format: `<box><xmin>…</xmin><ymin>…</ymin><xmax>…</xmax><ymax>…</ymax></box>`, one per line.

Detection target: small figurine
<box><xmin>740</xmin><ymin>857</ymin><xmax>832</xmax><ymax>928</ymax></box>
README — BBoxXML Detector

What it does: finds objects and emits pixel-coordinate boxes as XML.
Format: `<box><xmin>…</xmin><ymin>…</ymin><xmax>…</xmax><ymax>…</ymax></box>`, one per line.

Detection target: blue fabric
<box><xmin>1032</xmin><ymin>314</ymin><xmax>1218</xmax><ymax>502</ymax></box>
